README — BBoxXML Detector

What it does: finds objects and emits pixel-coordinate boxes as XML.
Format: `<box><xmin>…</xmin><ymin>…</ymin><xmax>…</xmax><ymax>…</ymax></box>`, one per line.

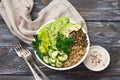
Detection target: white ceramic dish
<box><xmin>84</xmin><ymin>46</ymin><xmax>110</xmax><ymax>71</ymax></box>
<box><xmin>34</xmin><ymin>20</ymin><xmax>90</xmax><ymax>70</ymax></box>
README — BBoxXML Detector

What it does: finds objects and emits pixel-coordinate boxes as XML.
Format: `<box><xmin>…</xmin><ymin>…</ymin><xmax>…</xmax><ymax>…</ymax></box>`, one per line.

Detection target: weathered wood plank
<box><xmin>0</xmin><ymin>19</ymin><xmax>120</xmax><ymax>46</ymax></box>
<box><xmin>0</xmin><ymin>20</ymin><xmax>20</xmax><ymax>46</ymax></box>
<box><xmin>0</xmin><ymin>0</ymin><xmax>119</xmax><ymax>21</ymax></box>
<box><xmin>0</xmin><ymin>43</ymin><xmax>119</xmax><ymax>77</ymax></box>
<box><xmin>31</xmin><ymin>0</ymin><xmax>120</xmax><ymax>21</ymax></box>
<box><xmin>0</xmin><ymin>46</ymin><xmax>31</xmax><ymax>75</ymax></box>
<box><xmin>0</xmin><ymin>0</ymin><xmax>120</xmax><ymax>79</ymax></box>
<box><xmin>0</xmin><ymin>21</ymin><xmax>120</xmax><ymax>79</ymax></box>
<box><xmin>87</xmin><ymin>22</ymin><xmax>120</xmax><ymax>47</ymax></box>
<box><xmin>69</xmin><ymin>0</ymin><xmax>120</xmax><ymax>21</ymax></box>
<box><xmin>0</xmin><ymin>25</ymin><xmax>120</xmax><ymax>78</ymax></box>
<box><xmin>0</xmin><ymin>75</ymin><xmax>34</xmax><ymax>80</ymax></box>
<box><xmin>0</xmin><ymin>75</ymin><xmax>120</xmax><ymax>80</ymax></box>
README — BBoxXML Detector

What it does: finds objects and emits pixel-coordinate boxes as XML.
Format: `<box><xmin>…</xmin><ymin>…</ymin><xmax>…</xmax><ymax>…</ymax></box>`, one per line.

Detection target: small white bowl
<box><xmin>84</xmin><ymin>46</ymin><xmax>110</xmax><ymax>71</ymax></box>
<box><xmin>34</xmin><ymin>20</ymin><xmax>90</xmax><ymax>70</ymax></box>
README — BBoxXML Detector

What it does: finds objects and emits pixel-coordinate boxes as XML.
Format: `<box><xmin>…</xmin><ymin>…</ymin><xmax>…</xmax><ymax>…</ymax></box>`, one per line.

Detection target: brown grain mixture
<box><xmin>64</xmin><ymin>29</ymin><xmax>88</xmax><ymax>67</ymax></box>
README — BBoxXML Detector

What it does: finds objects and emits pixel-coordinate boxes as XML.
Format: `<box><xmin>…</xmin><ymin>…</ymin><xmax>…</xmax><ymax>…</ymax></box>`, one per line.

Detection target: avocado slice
<box><xmin>60</xmin><ymin>23</ymin><xmax>82</xmax><ymax>37</ymax></box>
<box><xmin>48</xmin><ymin>16</ymin><xmax>70</xmax><ymax>45</ymax></box>
<box><xmin>50</xmin><ymin>16</ymin><xmax>69</xmax><ymax>34</ymax></box>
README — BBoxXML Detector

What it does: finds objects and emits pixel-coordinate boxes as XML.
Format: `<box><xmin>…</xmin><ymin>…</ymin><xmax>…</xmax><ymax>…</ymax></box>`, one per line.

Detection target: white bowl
<box><xmin>84</xmin><ymin>46</ymin><xmax>110</xmax><ymax>71</ymax></box>
<box><xmin>34</xmin><ymin>20</ymin><xmax>90</xmax><ymax>70</ymax></box>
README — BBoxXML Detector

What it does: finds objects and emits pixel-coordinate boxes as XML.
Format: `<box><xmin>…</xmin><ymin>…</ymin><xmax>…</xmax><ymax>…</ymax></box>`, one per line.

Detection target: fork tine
<box><xmin>14</xmin><ymin>42</ymin><xmax>24</xmax><ymax>57</ymax></box>
<box><xmin>25</xmin><ymin>48</ymin><xmax>31</xmax><ymax>53</ymax></box>
<box><xmin>14</xmin><ymin>44</ymin><xmax>19</xmax><ymax>52</ymax></box>
<box><xmin>17</xmin><ymin>42</ymin><xmax>22</xmax><ymax>49</ymax></box>
<box><xmin>23</xmin><ymin>48</ymin><xmax>31</xmax><ymax>56</ymax></box>
<box><xmin>14</xmin><ymin>46</ymin><xmax>18</xmax><ymax>52</ymax></box>
<box><xmin>15</xmin><ymin>42</ymin><xmax>22</xmax><ymax>51</ymax></box>
<box><xmin>14</xmin><ymin>42</ymin><xmax>48</xmax><ymax>80</ymax></box>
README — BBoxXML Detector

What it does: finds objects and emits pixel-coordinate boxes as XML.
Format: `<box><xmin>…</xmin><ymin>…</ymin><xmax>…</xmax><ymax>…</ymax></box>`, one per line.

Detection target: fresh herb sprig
<box><xmin>32</xmin><ymin>34</ymin><xmax>43</xmax><ymax>59</ymax></box>
<box><xmin>56</xmin><ymin>32</ymin><xmax>75</xmax><ymax>54</ymax></box>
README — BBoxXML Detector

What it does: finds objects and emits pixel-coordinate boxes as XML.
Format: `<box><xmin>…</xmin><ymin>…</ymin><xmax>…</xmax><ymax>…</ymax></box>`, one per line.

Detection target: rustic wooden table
<box><xmin>0</xmin><ymin>0</ymin><xmax>120</xmax><ymax>80</ymax></box>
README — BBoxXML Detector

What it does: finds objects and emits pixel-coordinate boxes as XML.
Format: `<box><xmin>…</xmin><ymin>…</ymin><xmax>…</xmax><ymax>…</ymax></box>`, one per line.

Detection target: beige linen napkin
<box><xmin>0</xmin><ymin>0</ymin><xmax>87</xmax><ymax>44</ymax></box>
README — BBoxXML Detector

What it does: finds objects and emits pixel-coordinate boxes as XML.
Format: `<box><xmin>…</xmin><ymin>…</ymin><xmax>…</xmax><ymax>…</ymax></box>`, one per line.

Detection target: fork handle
<box><xmin>24</xmin><ymin>59</ymin><xmax>42</xmax><ymax>80</ymax></box>
<box><xmin>32</xmin><ymin>62</ymin><xmax>51</xmax><ymax>80</ymax></box>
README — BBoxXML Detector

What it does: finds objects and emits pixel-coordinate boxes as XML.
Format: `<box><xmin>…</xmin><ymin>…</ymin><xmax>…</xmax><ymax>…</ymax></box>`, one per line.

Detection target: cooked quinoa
<box><xmin>64</xmin><ymin>29</ymin><xmax>88</xmax><ymax>67</ymax></box>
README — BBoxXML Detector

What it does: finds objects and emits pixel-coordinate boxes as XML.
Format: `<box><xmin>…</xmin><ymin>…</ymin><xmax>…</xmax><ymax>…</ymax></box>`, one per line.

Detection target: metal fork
<box><xmin>16</xmin><ymin>43</ymin><xmax>50</xmax><ymax>80</ymax></box>
<box><xmin>14</xmin><ymin>43</ymin><xmax>42</xmax><ymax>80</ymax></box>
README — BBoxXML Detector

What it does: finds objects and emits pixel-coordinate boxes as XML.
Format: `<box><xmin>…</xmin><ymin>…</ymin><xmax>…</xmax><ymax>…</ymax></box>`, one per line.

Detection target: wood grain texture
<box><xmin>0</xmin><ymin>21</ymin><xmax>120</xmax><ymax>80</ymax></box>
<box><xmin>0</xmin><ymin>0</ymin><xmax>120</xmax><ymax>21</ymax></box>
<box><xmin>0</xmin><ymin>75</ymin><xmax>120</xmax><ymax>80</ymax></box>
<box><xmin>31</xmin><ymin>0</ymin><xmax>120</xmax><ymax>21</ymax></box>
<box><xmin>0</xmin><ymin>20</ymin><xmax>120</xmax><ymax>47</ymax></box>
<box><xmin>0</xmin><ymin>75</ymin><xmax>34</xmax><ymax>80</ymax></box>
<box><xmin>0</xmin><ymin>0</ymin><xmax>120</xmax><ymax>80</ymax></box>
<box><xmin>69</xmin><ymin>0</ymin><xmax>120</xmax><ymax>21</ymax></box>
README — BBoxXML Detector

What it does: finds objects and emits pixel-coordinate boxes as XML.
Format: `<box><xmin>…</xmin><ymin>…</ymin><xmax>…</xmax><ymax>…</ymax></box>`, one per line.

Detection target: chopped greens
<box><xmin>32</xmin><ymin>35</ymin><xmax>43</xmax><ymax>59</ymax></box>
<box><xmin>37</xmin><ymin>24</ymin><xmax>52</xmax><ymax>55</ymax></box>
<box><xmin>56</xmin><ymin>32</ymin><xmax>75</xmax><ymax>54</ymax></box>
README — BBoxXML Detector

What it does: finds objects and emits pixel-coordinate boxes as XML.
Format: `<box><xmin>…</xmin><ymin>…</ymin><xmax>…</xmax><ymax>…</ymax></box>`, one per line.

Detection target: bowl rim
<box><xmin>34</xmin><ymin>20</ymin><xmax>90</xmax><ymax>70</ymax></box>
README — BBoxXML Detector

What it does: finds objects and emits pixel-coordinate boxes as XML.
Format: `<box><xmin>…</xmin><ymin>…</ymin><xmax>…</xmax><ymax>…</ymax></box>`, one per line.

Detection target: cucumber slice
<box><xmin>59</xmin><ymin>52</ymin><xmax>65</xmax><ymax>55</ymax></box>
<box><xmin>43</xmin><ymin>56</ymin><xmax>49</xmax><ymax>64</ymax></box>
<box><xmin>55</xmin><ymin>60</ymin><xmax>63</xmax><ymax>68</ymax></box>
<box><xmin>49</xmin><ymin>57</ymin><xmax>56</xmax><ymax>63</ymax></box>
<box><xmin>48</xmin><ymin>50</ymin><xmax>53</xmax><ymax>57</ymax></box>
<box><xmin>51</xmin><ymin>51</ymin><xmax>59</xmax><ymax>59</ymax></box>
<box><xmin>49</xmin><ymin>57</ymin><xmax>56</xmax><ymax>67</ymax></box>
<box><xmin>50</xmin><ymin>63</ymin><xmax>56</xmax><ymax>67</ymax></box>
<box><xmin>58</xmin><ymin>54</ymin><xmax>68</xmax><ymax>62</ymax></box>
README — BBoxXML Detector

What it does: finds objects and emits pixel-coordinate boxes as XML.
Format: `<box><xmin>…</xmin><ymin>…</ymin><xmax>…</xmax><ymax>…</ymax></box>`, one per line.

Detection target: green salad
<box><xmin>32</xmin><ymin>16</ymin><xmax>82</xmax><ymax>68</ymax></box>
